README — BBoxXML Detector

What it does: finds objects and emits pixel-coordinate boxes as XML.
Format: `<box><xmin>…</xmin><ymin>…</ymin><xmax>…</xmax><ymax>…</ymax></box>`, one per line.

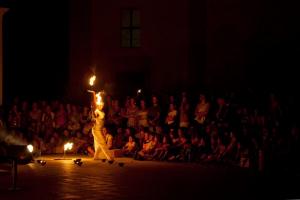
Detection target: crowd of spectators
<box><xmin>1</xmin><ymin>89</ymin><xmax>299</xmax><ymax>172</ymax></box>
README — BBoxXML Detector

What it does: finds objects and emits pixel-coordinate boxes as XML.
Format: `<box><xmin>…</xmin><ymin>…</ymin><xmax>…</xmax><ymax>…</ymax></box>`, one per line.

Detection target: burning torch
<box><xmin>63</xmin><ymin>142</ymin><xmax>73</xmax><ymax>158</ymax></box>
<box><xmin>87</xmin><ymin>75</ymin><xmax>104</xmax><ymax>109</ymax></box>
<box><xmin>87</xmin><ymin>75</ymin><xmax>96</xmax><ymax>93</ymax></box>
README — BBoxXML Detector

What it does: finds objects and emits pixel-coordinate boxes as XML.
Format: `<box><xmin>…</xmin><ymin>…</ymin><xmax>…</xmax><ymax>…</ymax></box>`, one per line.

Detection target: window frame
<box><xmin>120</xmin><ymin>8</ymin><xmax>141</xmax><ymax>48</ymax></box>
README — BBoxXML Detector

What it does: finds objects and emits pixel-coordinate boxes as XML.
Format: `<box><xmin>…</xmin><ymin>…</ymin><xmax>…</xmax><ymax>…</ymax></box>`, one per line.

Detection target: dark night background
<box><xmin>1</xmin><ymin>0</ymin><xmax>69</xmax><ymax>103</ymax></box>
<box><xmin>1</xmin><ymin>0</ymin><xmax>300</xmax><ymax>104</ymax></box>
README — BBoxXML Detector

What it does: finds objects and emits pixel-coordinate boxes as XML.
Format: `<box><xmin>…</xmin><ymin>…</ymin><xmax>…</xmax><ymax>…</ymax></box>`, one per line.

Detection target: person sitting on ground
<box><xmin>151</xmin><ymin>135</ymin><xmax>170</xmax><ymax>160</ymax></box>
<box><xmin>135</xmin><ymin>133</ymin><xmax>157</xmax><ymax>160</ymax></box>
<box><xmin>122</xmin><ymin>135</ymin><xmax>137</xmax><ymax>157</ymax></box>
<box><xmin>206</xmin><ymin>136</ymin><xmax>226</xmax><ymax>162</ymax></box>
<box><xmin>167</xmin><ymin>130</ymin><xmax>180</xmax><ymax>161</ymax></box>
<box><xmin>72</xmin><ymin>131</ymin><xmax>89</xmax><ymax>154</ymax></box>
<box><xmin>223</xmin><ymin>131</ymin><xmax>239</xmax><ymax>163</ymax></box>
<box><xmin>102</xmin><ymin>127</ymin><xmax>113</xmax><ymax>150</ymax></box>
<box><xmin>171</xmin><ymin>129</ymin><xmax>190</xmax><ymax>161</ymax></box>
<box><xmin>114</xmin><ymin>127</ymin><xmax>125</xmax><ymax>149</ymax></box>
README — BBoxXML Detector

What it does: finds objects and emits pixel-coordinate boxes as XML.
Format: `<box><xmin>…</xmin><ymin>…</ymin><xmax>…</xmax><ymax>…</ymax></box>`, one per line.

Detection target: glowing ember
<box><xmin>64</xmin><ymin>142</ymin><xmax>73</xmax><ymax>151</ymax></box>
<box><xmin>27</xmin><ymin>144</ymin><xmax>34</xmax><ymax>153</ymax></box>
<box><xmin>89</xmin><ymin>75</ymin><xmax>96</xmax><ymax>86</ymax></box>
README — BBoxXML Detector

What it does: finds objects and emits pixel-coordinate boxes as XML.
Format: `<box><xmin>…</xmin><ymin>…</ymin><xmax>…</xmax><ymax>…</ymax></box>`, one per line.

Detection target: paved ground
<box><xmin>0</xmin><ymin>155</ymin><xmax>299</xmax><ymax>200</ymax></box>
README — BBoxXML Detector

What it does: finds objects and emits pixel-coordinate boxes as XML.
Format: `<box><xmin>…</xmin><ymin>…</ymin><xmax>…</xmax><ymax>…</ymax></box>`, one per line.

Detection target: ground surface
<box><xmin>0</xmin><ymin>155</ymin><xmax>299</xmax><ymax>200</ymax></box>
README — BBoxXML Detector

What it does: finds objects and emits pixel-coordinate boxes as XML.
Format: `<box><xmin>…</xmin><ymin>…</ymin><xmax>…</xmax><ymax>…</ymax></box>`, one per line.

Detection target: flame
<box><xmin>64</xmin><ymin>142</ymin><xmax>73</xmax><ymax>151</ymax></box>
<box><xmin>89</xmin><ymin>75</ymin><xmax>96</xmax><ymax>86</ymax></box>
<box><xmin>95</xmin><ymin>92</ymin><xmax>103</xmax><ymax>106</ymax></box>
<box><xmin>27</xmin><ymin>144</ymin><xmax>34</xmax><ymax>153</ymax></box>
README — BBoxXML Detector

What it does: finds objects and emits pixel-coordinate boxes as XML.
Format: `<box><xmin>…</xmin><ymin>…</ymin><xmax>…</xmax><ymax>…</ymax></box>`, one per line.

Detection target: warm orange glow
<box><xmin>27</xmin><ymin>144</ymin><xmax>34</xmax><ymax>153</ymax></box>
<box><xmin>89</xmin><ymin>75</ymin><xmax>96</xmax><ymax>86</ymax></box>
<box><xmin>64</xmin><ymin>142</ymin><xmax>73</xmax><ymax>151</ymax></box>
<box><xmin>95</xmin><ymin>92</ymin><xmax>103</xmax><ymax>106</ymax></box>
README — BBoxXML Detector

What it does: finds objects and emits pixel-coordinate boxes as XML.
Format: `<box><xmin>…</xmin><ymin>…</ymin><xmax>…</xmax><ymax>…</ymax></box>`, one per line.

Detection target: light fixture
<box><xmin>74</xmin><ymin>158</ymin><xmax>83</xmax><ymax>166</ymax></box>
<box><xmin>26</xmin><ymin>144</ymin><xmax>34</xmax><ymax>153</ymax></box>
<box><xmin>37</xmin><ymin>160</ymin><xmax>46</xmax><ymax>166</ymax></box>
<box><xmin>73</xmin><ymin>158</ymin><xmax>81</xmax><ymax>163</ymax></box>
<box><xmin>40</xmin><ymin>160</ymin><xmax>46</xmax><ymax>166</ymax></box>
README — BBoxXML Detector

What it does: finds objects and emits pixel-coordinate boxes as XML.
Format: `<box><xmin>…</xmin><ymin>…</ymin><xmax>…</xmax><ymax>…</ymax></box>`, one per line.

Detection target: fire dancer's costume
<box><xmin>91</xmin><ymin>108</ymin><xmax>114</xmax><ymax>161</ymax></box>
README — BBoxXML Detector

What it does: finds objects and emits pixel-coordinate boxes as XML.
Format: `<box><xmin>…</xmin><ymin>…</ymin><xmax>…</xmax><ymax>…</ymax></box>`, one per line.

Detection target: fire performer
<box><xmin>88</xmin><ymin>76</ymin><xmax>114</xmax><ymax>161</ymax></box>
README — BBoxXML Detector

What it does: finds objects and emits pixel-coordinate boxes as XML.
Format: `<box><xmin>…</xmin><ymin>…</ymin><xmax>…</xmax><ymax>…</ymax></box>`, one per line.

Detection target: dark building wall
<box><xmin>203</xmin><ymin>0</ymin><xmax>300</xmax><ymax>91</ymax></box>
<box><xmin>68</xmin><ymin>0</ymin><xmax>264</xmax><ymax>97</ymax></box>
<box><xmin>69</xmin><ymin>0</ymin><xmax>189</xmax><ymax>99</ymax></box>
<box><xmin>204</xmin><ymin>0</ymin><xmax>261</xmax><ymax>89</ymax></box>
<box><xmin>68</xmin><ymin>0</ymin><xmax>92</xmax><ymax>100</ymax></box>
<box><xmin>90</xmin><ymin>0</ymin><xmax>190</xmax><ymax>96</ymax></box>
<box><xmin>188</xmin><ymin>0</ymin><xmax>206</xmax><ymax>90</ymax></box>
<box><xmin>245</xmin><ymin>0</ymin><xmax>300</xmax><ymax>91</ymax></box>
<box><xmin>190</xmin><ymin>0</ymin><xmax>300</xmax><ymax>92</ymax></box>
<box><xmin>69</xmin><ymin>0</ymin><xmax>300</xmax><ymax>101</ymax></box>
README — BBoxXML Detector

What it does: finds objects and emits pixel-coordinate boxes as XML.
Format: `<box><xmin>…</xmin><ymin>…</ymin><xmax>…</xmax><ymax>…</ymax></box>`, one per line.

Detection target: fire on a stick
<box><xmin>64</xmin><ymin>142</ymin><xmax>73</xmax><ymax>151</ymax></box>
<box><xmin>87</xmin><ymin>75</ymin><xmax>104</xmax><ymax>107</ymax></box>
<box><xmin>89</xmin><ymin>75</ymin><xmax>96</xmax><ymax>86</ymax></box>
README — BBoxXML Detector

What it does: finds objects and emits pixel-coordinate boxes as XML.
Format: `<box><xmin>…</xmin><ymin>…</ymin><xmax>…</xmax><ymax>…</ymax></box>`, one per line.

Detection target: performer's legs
<box><xmin>92</xmin><ymin>128</ymin><xmax>114</xmax><ymax>161</ymax></box>
<box><xmin>92</xmin><ymin>129</ymin><xmax>101</xmax><ymax>159</ymax></box>
<box><xmin>98</xmin><ymin>143</ymin><xmax>114</xmax><ymax>161</ymax></box>
<box><xmin>93</xmin><ymin>138</ymin><xmax>100</xmax><ymax>159</ymax></box>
